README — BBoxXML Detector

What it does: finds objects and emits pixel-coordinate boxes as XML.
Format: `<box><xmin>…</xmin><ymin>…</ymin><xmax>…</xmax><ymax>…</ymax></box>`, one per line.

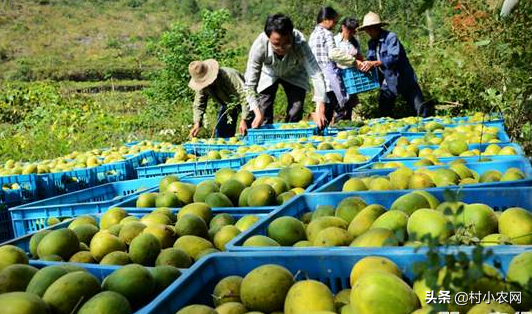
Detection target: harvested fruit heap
<box><xmin>137</xmin><ymin>166</ymin><xmax>313</xmax><ymax>208</ymax></box>
<box><xmin>340</xmin><ymin>165</ymin><xmax>526</xmax><ymax>191</ymax></box>
<box><xmin>0</xmin><ymin>112</ymin><xmax>530</xmax><ymax>314</ymax></box>
<box><xmin>241</xmin><ymin>191</ymin><xmax>532</xmax><ymax>247</ymax></box>
<box><xmin>173</xmin><ymin>252</ymin><xmax>532</xmax><ymax>314</ymax></box>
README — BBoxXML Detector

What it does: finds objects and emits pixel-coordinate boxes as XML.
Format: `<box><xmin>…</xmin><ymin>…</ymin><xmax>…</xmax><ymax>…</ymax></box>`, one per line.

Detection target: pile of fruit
<box><xmin>135</xmin><ymin>166</ymin><xmax>313</xmax><ymax>208</ymax></box>
<box><xmin>0</xmin><ymin>251</ymin><xmax>182</xmax><ymax>313</ymax></box>
<box><xmin>173</xmin><ymin>251</ymin><xmax>532</xmax><ymax>314</ymax></box>
<box><xmin>241</xmin><ymin>148</ymin><xmax>369</xmax><ymax>171</ymax></box>
<box><xmin>340</xmin><ymin>165</ymin><xmax>525</xmax><ymax>191</ymax></box>
<box><xmin>386</xmin><ymin>141</ymin><xmax>517</xmax><ymax>159</ymax></box>
<box><xmin>239</xmin><ymin>191</ymin><xmax>532</xmax><ymax>248</ymax></box>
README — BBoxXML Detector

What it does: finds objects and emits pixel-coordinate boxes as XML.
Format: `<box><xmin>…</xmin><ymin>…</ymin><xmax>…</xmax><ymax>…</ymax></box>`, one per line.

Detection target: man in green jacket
<box><xmin>188</xmin><ymin>59</ymin><xmax>249</xmax><ymax>138</ymax></box>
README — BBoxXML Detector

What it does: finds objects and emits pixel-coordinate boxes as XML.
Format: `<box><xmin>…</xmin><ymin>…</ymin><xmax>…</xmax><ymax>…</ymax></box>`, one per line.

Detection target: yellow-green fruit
<box><xmin>246</xmin><ymin>184</ymin><xmax>276</xmax><ymax>207</ymax></box>
<box><xmin>43</xmin><ymin>271</ymin><xmax>101</xmax><ymax>314</ymax></box>
<box><xmin>436</xmin><ymin>201</ymin><xmax>466</xmax><ymax>226</ymax></box>
<box><xmin>243</xmin><ymin>235</ymin><xmax>281</xmax><ymax>247</ymax></box>
<box><xmin>210</xmin><ymin>214</ymin><xmax>236</xmax><ymax>230</ymax></box>
<box><xmin>235</xmin><ymin>215</ymin><xmax>260</xmax><ymax>232</ymax></box>
<box><xmin>479</xmin><ymin>170</ymin><xmax>503</xmax><ymax>183</ymax></box>
<box><xmin>407</xmin><ymin>209</ymin><xmax>450</xmax><ymax>243</ymax></box>
<box><xmin>159</xmin><ymin>175</ymin><xmax>180</xmax><ymax>193</ymax></box>
<box><xmin>501</xmin><ymin>168</ymin><xmax>525</xmax><ymax>181</ymax></box>
<box><xmin>342</xmin><ymin>178</ymin><xmax>367</xmax><ymax>192</ymax></box>
<box><xmin>351</xmin><ymin>271</ymin><xmax>419</xmax><ymax>314</ymax></box>
<box><xmin>29</xmin><ymin>230</ymin><xmax>51</xmax><ymax>259</ymax></box>
<box><xmin>293</xmin><ymin>240</ymin><xmax>312</xmax><ymax>247</ymax></box>
<box><xmin>313</xmin><ymin>227</ymin><xmax>352</xmax><ymax>246</ymax></box>
<box><xmin>349</xmin><ymin>256</ymin><xmax>401</xmax><ymax>286</ymax></box>
<box><xmin>215</xmin><ymin>302</ymin><xmax>247</xmax><ymax>314</ymax></box>
<box><xmin>37</xmin><ymin>228</ymin><xmax>80</xmax><ymax>260</ymax></box>
<box><xmin>466</xmin><ymin>302</ymin><xmax>515</xmax><ymax>314</ymax></box>
<box><xmin>412</xmin><ymin>191</ymin><xmax>440</xmax><ymax>209</ymax></box>
<box><xmin>334</xmin><ymin>289</ymin><xmax>351</xmax><ymax>310</ymax></box>
<box><xmin>507</xmin><ymin>251</ymin><xmax>532</xmax><ymax>288</ymax></box>
<box><xmin>287</xmin><ymin>166</ymin><xmax>313</xmax><ymax>188</ymax></box>
<box><xmin>68</xmin><ymin>215</ymin><xmax>98</xmax><ymax>230</ymax></box>
<box><xmin>284</xmin><ymin>280</ymin><xmax>335</xmax><ymax>314</ymax></box>
<box><xmin>390</xmin><ymin>192</ymin><xmax>431</xmax><ymax>216</ymax></box>
<box><xmin>118</xmin><ymin>221</ymin><xmax>147</xmax><ymax>245</ymax></box>
<box><xmin>312</xmin><ymin>205</ymin><xmax>335</xmax><ymax>220</ymax></box>
<box><xmin>77</xmin><ymin>291</ymin><xmax>132</xmax><ymax>314</ymax></box>
<box><xmin>348</xmin><ymin>205</ymin><xmax>386</xmax><ymax>238</ymax></box>
<box><xmin>205</xmin><ymin>192</ymin><xmax>234</xmax><ymax>207</ymax></box>
<box><xmin>0</xmin><ymin>264</ymin><xmax>39</xmax><ymax>293</ymax></box>
<box><xmin>155</xmin><ymin>248</ymin><xmax>192</xmax><ymax>268</ymax></box>
<box><xmin>480</xmin><ymin>233</ymin><xmax>512</xmax><ymax>246</ymax></box>
<box><xmin>129</xmin><ymin>233</ymin><xmax>161</xmax><ymax>266</ymax></box>
<box><xmin>498</xmin><ymin>207</ymin><xmax>532</xmax><ymax>244</ymax></box>
<box><xmin>408</xmin><ymin>173</ymin><xmax>435</xmax><ymax>189</ymax></box>
<box><xmin>0</xmin><ymin>245</ymin><xmax>29</xmax><ymax>271</ymax></box>
<box><xmin>176</xmin><ymin>305</ymin><xmax>217</xmax><ymax>314</ymax></box>
<box><xmin>233</xmin><ymin>170</ymin><xmax>255</xmax><ymax>187</ymax></box>
<box><xmin>175</xmin><ymin>214</ymin><xmax>208</xmax><ymax>238</ymax></box>
<box><xmin>368</xmin><ymin>177</ymin><xmax>391</xmax><ymax>190</ymax></box>
<box><xmin>99</xmin><ymin>251</ymin><xmax>132</xmax><ymax>266</ymax></box>
<box><xmin>240</xmin><ymin>265</ymin><xmax>294</xmax><ymax>313</ymax></box>
<box><xmin>432</xmin><ymin>168</ymin><xmax>460</xmax><ymax>187</ymax></box>
<box><xmin>276</xmin><ymin>191</ymin><xmax>296</xmax><ymax>205</ymax></box>
<box><xmin>267</xmin><ymin>216</ymin><xmax>306</xmax><ymax>246</ymax></box>
<box><xmin>156</xmin><ymin>191</ymin><xmax>181</xmax><ymax>208</ymax></box>
<box><xmin>457</xmin><ymin>204</ymin><xmax>498</xmax><ymax>239</ymax></box>
<box><xmin>449</xmin><ymin>164</ymin><xmax>474</xmax><ymax>180</ymax></box>
<box><xmin>335</xmin><ymin>196</ymin><xmax>368</xmax><ymax>224</ymax></box>
<box><xmin>221</xmin><ymin>179</ymin><xmax>246</xmax><ymax>205</ymax></box>
<box><xmin>173</xmin><ymin>235</ymin><xmax>214</xmax><ymax>261</ymax></box>
<box><xmin>213</xmin><ymin>276</ymin><xmax>243</xmax><ymax>306</ymax></box>
<box><xmin>0</xmin><ymin>292</ymin><xmax>50</xmax><ymax>314</ymax></box>
<box><xmin>306</xmin><ymin>217</ymin><xmax>348</xmax><ymax>243</ymax></box>
<box><xmin>178</xmin><ymin>202</ymin><xmax>212</xmax><ymax>224</ymax></box>
<box><xmin>143</xmin><ymin>224</ymin><xmax>176</xmax><ymax>249</ymax></box>
<box><xmin>69</xmin><ymin>251</ymin><xmax>97</xmax><ymax>263</ymax></box>
<box><xmin>214</xmin><ymin>225</ymin><xmax>241</xmax><ymax>251</ymax></box>
<box><xmin>448</xmin><ymin>139</ymin><xmax>468</xmax><ymax>156</ymax></box>
<box><xmin>136</xmin><ymin>193</ymin><xmax>158</xmax><ymax>208</ymax></box>
<box><xmin>102</xmin><ymin>264</ymin><xmax>155</xmax><ymax>308</ymax></box>
<box><xmin>194</xmin><ymin>181</ymin><xmax>220</xmax><ymax>203</ymax></box>
<box><xmin>89</xmin><ymin>231</ymin><xmax>127</xmax><ymax>262</ymax></box>
<box><xmin>100</xmin><ymin>207</ymin><xmax>128</xmax><ymax>229</ymax></box>
<box><xmin>215</xmin><ymin>168</ymin><xmax>237</xmax><ymax>185</ymax></box>
<box><xmin>73</xmin><ymin>224</ymin><xmax>99</xmax><ymax>246</ymax></box>
<box><xmin>350</xmin><ymin>228</ymin><xmax>399</xmax><ymax>247</ymax></box>
<box><xmin>167</xmin><ymin>182</ymin><xmax>195</xmax><ymax>205</ymax></box>
<box><xmin>26</xmin><ymin>265</ymin><xmax>69</xmax><ymax>297</ymax></box>
<box><xmin>151</xmin><ymin>265</ymin><xmax>182</xmax><ymax>294</ymax></box>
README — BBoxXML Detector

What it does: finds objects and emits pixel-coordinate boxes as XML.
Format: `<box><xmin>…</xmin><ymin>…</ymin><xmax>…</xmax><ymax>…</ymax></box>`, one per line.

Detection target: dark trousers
<box><xmin>245</xmin><ymin>79</ymin><xmax>306</xmax><ymax>126</ymax></box>
<box><xmin>324</xmin><ymin>92</ymin><xmax>357</xmax><ymax>124</ymax></box>
<box><xmin>215</xmin><ymin>104</ymin><xmax>239</xmax><ymax>138</ymax></box>
<box><xmin>378</xmin><ymin>82</ymin><xmax>432</xmax><ymax>118</ymax></box>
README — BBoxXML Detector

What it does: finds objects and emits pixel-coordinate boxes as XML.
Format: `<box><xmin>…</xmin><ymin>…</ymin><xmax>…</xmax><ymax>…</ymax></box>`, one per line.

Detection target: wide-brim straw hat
<box><xmin>358</xmin><ymin>12</ymin><xmax>389</xmax><ymax>31</ymax></box>
<box><xmin>188</xmin><ymin>59</ymin><xmax>220</xmax><ymax>91</ymax></box>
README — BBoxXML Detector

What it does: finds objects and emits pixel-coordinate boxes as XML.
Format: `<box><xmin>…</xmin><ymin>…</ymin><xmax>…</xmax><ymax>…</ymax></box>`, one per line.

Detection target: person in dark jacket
<box><xmin>358</xmin><ymin>12</ymin><xmax>432</xmax><ymax>117</ymax></box>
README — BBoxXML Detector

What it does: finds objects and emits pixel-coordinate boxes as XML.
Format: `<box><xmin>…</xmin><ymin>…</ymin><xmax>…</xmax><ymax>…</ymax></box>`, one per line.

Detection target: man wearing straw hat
<box><xmin>358</xmin><ymin>12</ymin><xmax>432</xmax><ymax>118</ymax></box>
<box><xmin>188</xmin><ymin>59</ymin><xmax>250</xmax><ymax>138</ymax></box>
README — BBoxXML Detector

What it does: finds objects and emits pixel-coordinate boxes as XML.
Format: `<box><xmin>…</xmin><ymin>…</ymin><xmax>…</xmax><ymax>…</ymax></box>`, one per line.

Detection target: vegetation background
<box><xmin>0</xmin><ymin>0</ymin><xmax>530</xmax><ymax>163</ymax></box>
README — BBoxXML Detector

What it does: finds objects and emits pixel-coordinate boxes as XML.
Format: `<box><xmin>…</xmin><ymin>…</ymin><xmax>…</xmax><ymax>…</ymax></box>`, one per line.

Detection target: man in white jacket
<box><xmin>244</xmin><ymin>14</ymin><xmax>328</xmax><ymax>128</ymax></box>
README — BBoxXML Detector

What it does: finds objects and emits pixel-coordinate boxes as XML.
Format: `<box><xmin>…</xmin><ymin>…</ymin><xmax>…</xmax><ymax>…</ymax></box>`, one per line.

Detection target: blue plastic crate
<box><xmin>0</xmin><ymin>209</ymin><xmax>14</xmax><ymax>242</ymax></box>
<box><xmin>37</xmin><ymin>168</ymin><xmax>97</xmax><ymax>199</ymax></box>
<box><xmin>340</xmin><ymin>67</ymin><xmax>380</xmax><ymax>95</ymax></box>
<box><xmin>114</xmin><ymin>170</ymin><xmax>330</xmax><ymax>208</ymax></box>
<box><xmin>382</xmin><ymin>142</ymin><xmax>525</xmax><ymax>161</ymax></box>
<box><xmin>241</xmin><ymin>148</ymin><xmax>383</xmax><ymax>180</ymax></box>
<box><xmin>0</xmin><ymin>173</ymin><xmax>39</xmax><ymax>204</ymax></box>
<box><xmin>227</xmin><ymin>188</ymin><xmax>532</xmax><ymax>252</ymax></box>
<box><xmin>323</xmin><ymin>126</ymin><xmax>358</xmax><ymax>136</ymax></box>
<box><xmin>136</xmin><ymin>157</ymin><xmax>244</xmax><ymax>178</ymax></box>
<box><xmin>9</xmin><ymin>177</ymin><xmax>165</xmax><ymax>237</ymax></box>
<box><xmin>4</xmin><ymin>209</ymin><xmax>268</xmax><ymax>270</ymax></box>
<box><xmin>315</xmin><ymin>157</ymin><xmax>532</xmax><ymax>192</ymax></box>
<box><xmin>183</xmin><ymin>143</ymin><xmax>242</xmax><ymax>156</ymax></box>
<box><xmin>246</xmin><ymin>123</ymin><xmax>318</xmax><ymax>145</ymax></box>
<box><xmin>135</xmin><ymin>250</ymin><xmax>525</xmax><ymax>314</ymax></box>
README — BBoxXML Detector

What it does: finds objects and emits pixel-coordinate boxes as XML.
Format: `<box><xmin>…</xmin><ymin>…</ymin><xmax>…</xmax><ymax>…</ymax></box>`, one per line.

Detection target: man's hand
<box><xmin>251</xmin><ymin>108</ymin><xmax>264</xmax><ymax>129</ymax></box>
<box><xmin>189</xmin><ymin>122</ymin><xmax>201</xmax><ymax>138</ymax></box>
<box><xmin>359</xmin><ymin>61</ymin><xmax>381</xmax><ymax>72</ymax></box>
<box><xmin>239</xmin><ymin>119</ymin><xmax>248</xmax><ymax>135</ymax></box>
<box><xmin>313</xmin><ymin>102</ymin><xmax>327</xmax><ymax>128</ymax></box>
